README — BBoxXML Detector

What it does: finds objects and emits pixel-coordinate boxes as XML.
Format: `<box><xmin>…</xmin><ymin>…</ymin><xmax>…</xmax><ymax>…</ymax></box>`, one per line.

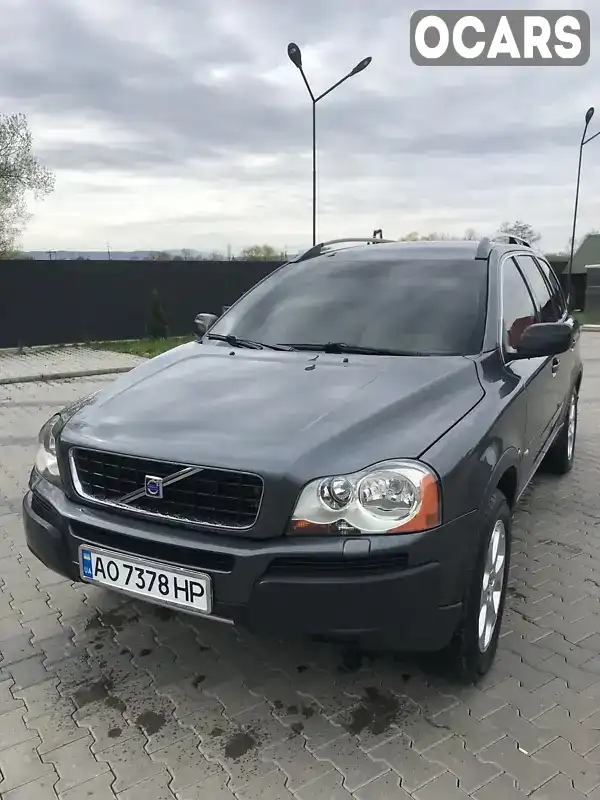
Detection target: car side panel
<box><xmin>419</xmin><ymin>350</ymin><xmax>529</xmax><ymax>602</ymax></box>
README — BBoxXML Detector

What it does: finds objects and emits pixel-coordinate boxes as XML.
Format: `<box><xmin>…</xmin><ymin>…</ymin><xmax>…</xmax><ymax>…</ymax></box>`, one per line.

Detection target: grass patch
<box><xmin>90</xmin><ymin>336</ymin><xmax>193</xmax><ymax>358</ymax></box>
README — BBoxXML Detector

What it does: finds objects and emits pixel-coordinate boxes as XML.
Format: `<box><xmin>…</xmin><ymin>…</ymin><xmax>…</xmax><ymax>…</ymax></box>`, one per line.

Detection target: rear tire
<box><xmin>544</xmin><ymin>387</ymin><xmax>578</xmax><ymax>475</ymax></box>
<box><xmin>443</xmin><ymin>490</ymin><xmax>512</xmax><ymax>684</ymax></box>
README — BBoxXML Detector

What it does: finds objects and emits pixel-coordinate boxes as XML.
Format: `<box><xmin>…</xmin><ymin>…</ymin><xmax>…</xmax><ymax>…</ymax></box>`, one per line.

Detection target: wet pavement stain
<box><xmin>108</xmin><ymin>727</ymin><xmax>122</xmax><ymax>738</ymax></box>
<box><xmin>337</xmin><ymin>647</ymin><xmax>370</xmax><ymax>673</ymax></box>
<box><xmin>73</xmin><ymin>678</ymin><xmax>113</xmax><ymax>709</ymax></box>
<box><xmin>345</xmin><ymin>687</ymin><xmax>400</xmax><ymax>736</ymax></box>
<box><xmin>105</xmin><ymin>695</ymin><xmax>127</xmax><ymax>713</ymax></box>
<box><xmin>84</xmin><ymin>607</ymin><xmax>139</xmax><ymax>633</ymax></box>
<box><xmin>338</xmin><ymin>647</ymin><xmax>382</xmax><ymax>674</ymax></box>
<box><xmin>290</xmin><ymin>722</ymin><xmax>304</xmax><ymax>735</ymax></box>
<box><xmin>139</xmin><ymin>648</ymin><xmax>153</xmax><ymax>657</ymax></box>
<box><xmin>224</xmin><ymin>730</ymin><xmax>257</xmax><ymax>760</ymax></box>
<box><xmin>192</xmin><ymin>675</ymin><xmax>206</xmax><ymax>688</ymax></box>
<box><xmin>153</xmin><ymin>606</ymin><xmax>174</xmax><ymax>621</ymax></box>
<box><xmin>301</xmin><ymin>704</ymin><xmax>315</xmax><ymax>719</ymax></box>
<box><xmin>506</xmin><ymin>586</ymin><xmax>528</xmax><ymax>602</ymax></box>
<box><xmin>100</xmin><ymin>609</ymin><xmax>140</xmax><ymax>631</ymax></box>
<box><xmin>287</xmin><ymin>704</ymin><xmax>298</xmax><ymax>715</ymax></box>
<box><xmin>136</xmin><ymin>710</ymin><xmax>166</xmax><ymax>736</ymax></box>
<box><xmin>85</xmin><ymin>615</ymin><xmax>102</xmax><ymax>632</ymax></box>
<box><xmin>273</xmin><ymin>700</ymin><xmax>284</xmax><ymax>710</ymax></box>
<box><xmin>210</xmin><ymin>727</ymin><xmax>224</xmax><ymax>738</ymax></box>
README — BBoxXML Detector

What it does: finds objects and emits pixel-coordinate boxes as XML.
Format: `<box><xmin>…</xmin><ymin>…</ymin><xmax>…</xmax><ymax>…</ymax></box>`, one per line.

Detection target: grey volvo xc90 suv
<box><xmin>23</xmin><ymin>235</ymin><xmax>582</xmax><ymax>681</ymax></box>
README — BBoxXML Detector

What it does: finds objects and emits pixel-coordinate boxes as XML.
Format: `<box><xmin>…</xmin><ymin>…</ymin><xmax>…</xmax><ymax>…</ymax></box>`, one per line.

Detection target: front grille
<box><xmin>69</xmin><ymin>447</ymin><xmax>263</xmax><ymax>529</ymax></box>
<box><xmin>266</xmin><ymin>553</ymin><xmax>409</xmax><ymax>577</ymax></box>
<box><xmin>71</xmin><ymin>522</ymin><xmax>235</xmax><ymax>572</ymax></box>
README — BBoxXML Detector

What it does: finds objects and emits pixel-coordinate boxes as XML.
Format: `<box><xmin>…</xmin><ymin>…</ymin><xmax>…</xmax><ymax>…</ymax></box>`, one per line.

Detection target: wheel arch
<box><xmin>482</xmin><ymin>448</ymin><xmax>520</xmax><ymax>514</ymax></box>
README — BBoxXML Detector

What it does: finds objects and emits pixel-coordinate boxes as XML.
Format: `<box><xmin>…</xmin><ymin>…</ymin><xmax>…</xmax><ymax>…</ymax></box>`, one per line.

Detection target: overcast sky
<box><xmin>2</xmin><ymin>0</ymin><xmax>600</xmax><ymax>253</ymax></box>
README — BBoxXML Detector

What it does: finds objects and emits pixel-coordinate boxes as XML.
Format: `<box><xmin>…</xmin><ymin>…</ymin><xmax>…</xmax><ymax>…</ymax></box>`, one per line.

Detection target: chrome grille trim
<box><xmin>68</xmin><ymin>447</ymin><xmax>264</xmax><ymax>530</ymax></box>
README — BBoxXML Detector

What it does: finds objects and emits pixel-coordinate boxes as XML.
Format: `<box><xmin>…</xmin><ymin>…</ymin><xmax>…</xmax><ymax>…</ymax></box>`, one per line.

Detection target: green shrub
<box><xmin>146</xmin><ymin>288</ymin><xmax>169</xmax><ymax>339</ymax></box>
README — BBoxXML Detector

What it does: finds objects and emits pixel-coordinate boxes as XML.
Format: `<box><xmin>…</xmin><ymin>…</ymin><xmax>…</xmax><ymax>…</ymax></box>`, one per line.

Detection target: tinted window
<box><xmin>211</xmin><ymin>256</ymin><xmax>488</xmax><ymax>355</ymax></box>
<box><xmin>536</xmin><ymin>257</ymin><xmax>567</xmax><ymax>318</ymax></box>
<box><xmin>514</xmin><ymin>254</ymin><xmax>558</xmax><ymax>322</ymax></box>
<box><xmin>502</xmin><ymin>258</ymin><xmax>536</xmax><ymax>350</ymax></box>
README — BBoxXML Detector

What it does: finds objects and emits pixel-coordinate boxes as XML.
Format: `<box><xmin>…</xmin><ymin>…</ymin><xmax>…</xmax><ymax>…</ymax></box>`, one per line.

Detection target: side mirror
<box><xmin>194</xmin><ymin>312</ymin><xmax>218</xmax><ymax>337</ymax></box>
<box><xmin>514</xmin><ymin>322</ymin><xmax>573</xmax><ymax>359</ymax></box>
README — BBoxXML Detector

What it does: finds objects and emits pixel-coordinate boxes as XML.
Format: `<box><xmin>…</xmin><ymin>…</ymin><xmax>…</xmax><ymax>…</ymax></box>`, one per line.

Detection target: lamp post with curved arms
<box><xmin>287</xmin><ymin>43</ymin><xmax>372</xmax><ymax>246</ymax></box>
<box><xmin>567</xmin><ymin>107</ymin><xmax>597</xmax><ymax>306</ymax></box>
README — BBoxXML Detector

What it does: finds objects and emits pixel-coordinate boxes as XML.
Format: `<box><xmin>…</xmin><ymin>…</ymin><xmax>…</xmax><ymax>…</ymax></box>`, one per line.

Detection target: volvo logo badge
<box><xmin>144</xmin><ymin>475</ymin><xmax>164</xmax><ymax>498</ymax></box>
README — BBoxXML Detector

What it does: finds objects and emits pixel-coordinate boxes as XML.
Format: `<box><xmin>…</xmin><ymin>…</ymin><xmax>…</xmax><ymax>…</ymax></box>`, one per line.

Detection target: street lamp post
<box><xmin>287</xmin><ymin>43</ymin><xmax>372</xmax><ymax>246</ymax></box>
<box><xmin>567</xmin><ymin>107</ymin><xmax>597</xmax><ymax>306</ymax></box>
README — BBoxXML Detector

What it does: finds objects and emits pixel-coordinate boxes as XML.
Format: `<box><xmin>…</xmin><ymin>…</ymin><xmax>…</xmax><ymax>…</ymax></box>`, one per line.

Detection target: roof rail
<box><xmin>291</xmin><ymin>237</ymin><xmax>396</xmax><ymax>263</ymax></box>
<box><xmin>475</xmin><ymin>234</ymin><xmax>533</xmax><ymax>260</ymax></box>
<box><xmin>494</xmin><ymin>234</ymin><xmax>532</xmax><ymax>248</ymax></box>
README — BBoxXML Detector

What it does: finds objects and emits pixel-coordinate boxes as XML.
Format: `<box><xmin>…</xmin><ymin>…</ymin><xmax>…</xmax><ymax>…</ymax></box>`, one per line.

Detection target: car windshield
<box><xmin>209</xmin><ymin>255</ymin><xmax>488</xmax><ymax>355</ymax></box>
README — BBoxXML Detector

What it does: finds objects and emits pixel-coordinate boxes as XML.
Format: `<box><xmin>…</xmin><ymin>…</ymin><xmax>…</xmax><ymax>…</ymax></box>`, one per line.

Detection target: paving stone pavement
<box><xmin>1</xmin><ymin>337</ymin><xmax>600</xmax><ymax>798</ymax></box>
<box><xmin>0</xmin><ymin>347</ymin><xmax>145</xmax><ymax>384</ymax></box>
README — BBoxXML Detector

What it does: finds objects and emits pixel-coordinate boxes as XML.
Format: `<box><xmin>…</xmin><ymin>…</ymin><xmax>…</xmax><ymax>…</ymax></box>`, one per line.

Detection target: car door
<box><xmin>535</xmin><ymin>254</ymin><xmax>577</xmax><ymax>412</ymax></box>
<box><xmin>514</xmin><ymin>253</ymin><xmax>567</xmax><ymax>439</ymax></box>
<box><xmin>501</xmin><ymin>255</ymin><xmax>553</xmax><ymax>478</ymax></box>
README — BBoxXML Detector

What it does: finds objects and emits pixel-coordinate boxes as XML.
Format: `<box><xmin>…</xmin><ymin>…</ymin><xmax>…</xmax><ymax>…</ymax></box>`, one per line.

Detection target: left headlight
<box><xmin>33</xmin><ymin>391</ymin><xmax>99</xmax><ymax>488</ymax></box>
<box><xmin>288</xmin><ymin>459</ymin><xmax>441</xmax><ymax>535</ymax></box>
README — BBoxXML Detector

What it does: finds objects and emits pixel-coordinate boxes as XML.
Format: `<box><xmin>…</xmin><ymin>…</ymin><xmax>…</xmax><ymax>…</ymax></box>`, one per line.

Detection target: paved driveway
<box><xmin>1</xmin><ymin>337</ymin><xmax>600</xmax><ymax>799</ymax></box>
<box><xmin>0</xmin><ymin>347</ymin><xmax>145</xmax><ymax>385</ymax></box>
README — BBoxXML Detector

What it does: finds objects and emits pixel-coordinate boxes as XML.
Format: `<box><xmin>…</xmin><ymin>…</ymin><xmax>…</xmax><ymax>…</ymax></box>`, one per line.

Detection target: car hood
<box><xmin>61</xmin><ymin>342</ymin><xmax>484</xmax><ymax>479</ymax></box>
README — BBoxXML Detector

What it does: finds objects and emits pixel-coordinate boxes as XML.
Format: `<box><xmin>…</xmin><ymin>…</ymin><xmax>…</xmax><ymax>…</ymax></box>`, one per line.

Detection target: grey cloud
<box><xmin>2</xmin><ymin>0</ymin><xmax>600</xmax><ymax>250</ymax></box>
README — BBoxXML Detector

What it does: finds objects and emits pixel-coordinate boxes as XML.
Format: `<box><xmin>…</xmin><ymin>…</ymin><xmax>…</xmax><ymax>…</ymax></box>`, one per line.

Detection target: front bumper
<box><xmin>23</xmin><ymin>478</ymin><xmax>480</xmax><ymax>651</ymax></box>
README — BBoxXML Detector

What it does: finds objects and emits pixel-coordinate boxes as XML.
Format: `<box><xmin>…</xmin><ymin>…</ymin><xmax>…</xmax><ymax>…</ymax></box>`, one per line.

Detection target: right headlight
<box><xmin>33</xmin><ymin>390</ymin><xmax>100</xmax><ymax>488</ymax></box>
<box><xmin>288</xmin><ymin>459</ymin><xmax>441</xmax><ymax>535</ymax></box>
<box><xmin>34</xmin><ymin>414</ymin><xmax>62</xmax><ymax>486</ymax></box>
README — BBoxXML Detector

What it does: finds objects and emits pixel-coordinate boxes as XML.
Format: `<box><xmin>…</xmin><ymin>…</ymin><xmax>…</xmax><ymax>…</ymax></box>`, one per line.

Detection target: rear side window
<box><xmin>535</xmin><ymin>257</ymin><xmax>567</xmax><ymax>319</ymax></box>
<box><xmin>502</xmin><ymin>258</ymin><xmax>537</xmax><ymax>351</ymax></box>
<box><xmin>514</xmin><ymin>254</ymin><xmax>559</xmax><ymax>323</ymax></box>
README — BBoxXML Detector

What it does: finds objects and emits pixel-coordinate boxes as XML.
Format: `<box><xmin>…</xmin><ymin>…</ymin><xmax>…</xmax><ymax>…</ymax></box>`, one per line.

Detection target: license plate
<box><xmin>78</xmin><ymin>546</ymin><xmax>212</xmax><ymax>615</ymax></box>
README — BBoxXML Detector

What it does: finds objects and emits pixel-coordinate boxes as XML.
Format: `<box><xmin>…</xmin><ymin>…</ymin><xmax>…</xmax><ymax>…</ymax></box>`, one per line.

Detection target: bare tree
<box><xmin>0</xmin><ymin>113</ymin><xmax>55</xmax><ymax>256</ymax></box>
<box><xmin>398</xmin><ymin>229</ymin><xmax>481</xmax><ymax>242</ymax></box>
<box><xmin>239</xmin><ymin>244</ymin><xmax>286</xmax><ymax>260</ymax></box>
<box><xmin>496</xmin><ymin>220</ymin><xmax>541</xmax><ymax>245</ymax></box>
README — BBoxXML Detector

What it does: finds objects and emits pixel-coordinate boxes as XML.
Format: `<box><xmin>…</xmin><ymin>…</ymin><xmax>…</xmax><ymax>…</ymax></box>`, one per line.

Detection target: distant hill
<box><xmin>25</xmin><ymin>250</ymin><xmax>213</xmax><ymax>261</ymax></box>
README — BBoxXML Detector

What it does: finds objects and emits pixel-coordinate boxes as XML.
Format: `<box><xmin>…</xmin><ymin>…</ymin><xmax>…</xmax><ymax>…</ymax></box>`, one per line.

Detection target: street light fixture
<box><xmin>567</xmin><ymin>106</ymin><xmax>598</xmax><ymax>306</ymax></box>
<box><xmin>287</xmin><ymin>42</ymin><xmax>372</xmax><ymax>246</ymax></box>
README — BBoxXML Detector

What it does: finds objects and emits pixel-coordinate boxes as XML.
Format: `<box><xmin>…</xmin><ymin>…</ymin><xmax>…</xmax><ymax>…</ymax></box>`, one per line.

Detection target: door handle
<box><xmin>551</xmin><ymin>357</ymin><xmax>560</xmax><ymax>376</ymax></box>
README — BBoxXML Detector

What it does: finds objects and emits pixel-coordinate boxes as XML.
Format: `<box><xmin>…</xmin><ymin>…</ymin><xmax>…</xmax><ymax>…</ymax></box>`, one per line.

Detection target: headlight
<box><xmin>33</xmin><ymin>391</ymin><xmax>99</xmax><ymax>488</ymax></box>
<box><xmin>34</xmin><ymin>414</ymin><xmax>62</xmax><ymax>485</ymax></box>
<box><xmin>288</xmin><ymin>459</ymin><xmax>441</xmax><ymax>535</ymax></box>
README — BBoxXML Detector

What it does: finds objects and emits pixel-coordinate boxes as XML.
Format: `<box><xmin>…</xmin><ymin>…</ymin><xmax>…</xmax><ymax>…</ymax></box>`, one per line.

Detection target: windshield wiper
<box><xmin>280</xmin><ymin>342</ymin><xmax>428</xmax><ymax>356</ymax></box>
<box><xmin>206</xmin><ymin>334</ymin><xmax>293</xmax><ymax>351</ymax></box>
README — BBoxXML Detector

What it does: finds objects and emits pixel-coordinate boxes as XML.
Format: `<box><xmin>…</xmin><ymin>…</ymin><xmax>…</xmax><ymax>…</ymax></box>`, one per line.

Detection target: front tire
<box><xmin>544</xmin><ymin>387</ymin><xmax>578</xmax><ymax>475</ymax></box>
<box><xmin>444</xmin><ymin>490</ymin><xmax>512</xmax><ymax>683</ymax></box>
